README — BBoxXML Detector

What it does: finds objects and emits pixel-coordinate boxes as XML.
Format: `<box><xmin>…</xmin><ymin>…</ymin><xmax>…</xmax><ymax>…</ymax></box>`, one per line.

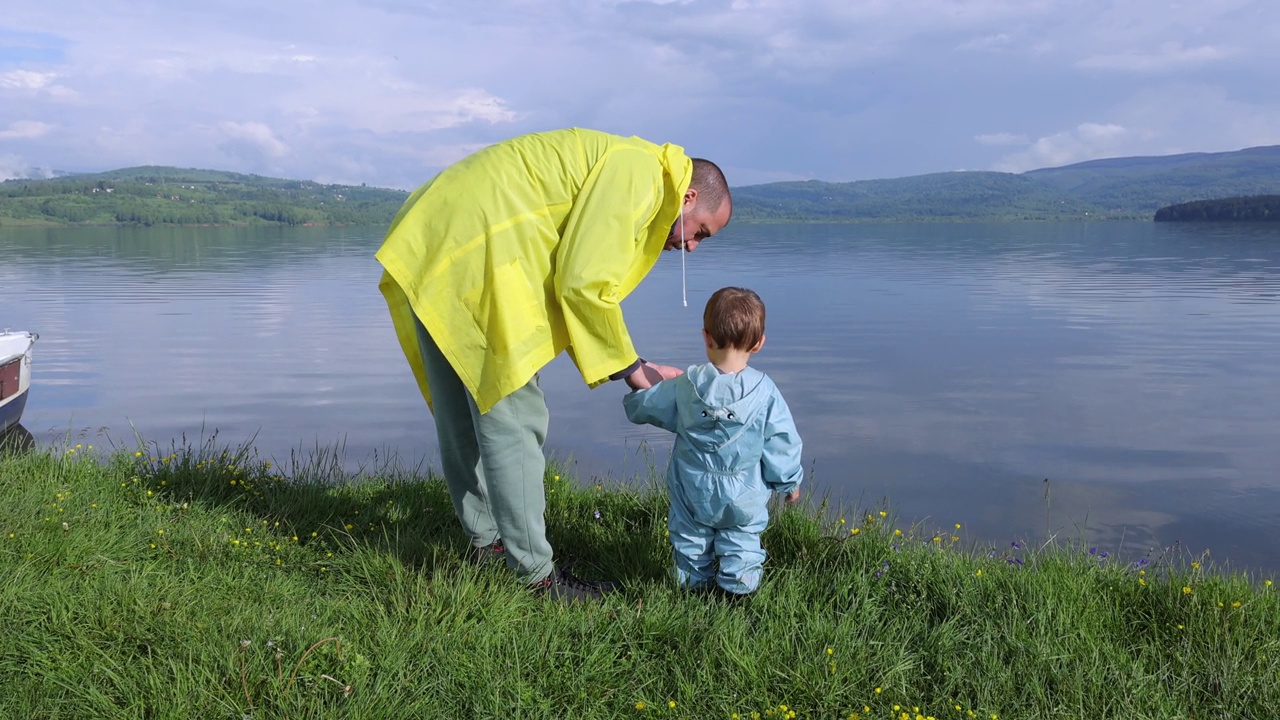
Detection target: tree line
<box><xmin>1154</xmin><ymin>195</ymin><xmax>1280</xmax><ymax>222</ymax></box>
<box><xmin>0</xmin><ymin>170</ymin><xmax>409</xmax><ymax>227</ymax></box>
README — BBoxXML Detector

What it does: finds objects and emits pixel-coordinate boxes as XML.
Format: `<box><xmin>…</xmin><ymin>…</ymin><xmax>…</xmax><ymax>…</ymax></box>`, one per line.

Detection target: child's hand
<box><xmin>784</xmin><ymin>488</ymin><xmax>801</xmax><ymax>505</ymax></box>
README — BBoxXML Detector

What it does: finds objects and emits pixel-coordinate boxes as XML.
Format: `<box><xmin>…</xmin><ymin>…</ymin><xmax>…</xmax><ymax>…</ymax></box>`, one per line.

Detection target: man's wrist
<box><xmin>609</xmin><ymin>357</ymin><xmax>644</xmax><ymax>383</ymax></box>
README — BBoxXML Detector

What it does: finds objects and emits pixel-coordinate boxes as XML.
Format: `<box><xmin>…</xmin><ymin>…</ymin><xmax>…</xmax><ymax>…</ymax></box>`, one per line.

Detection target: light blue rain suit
<box><xmin>623</xmin><ymin>362</ymin><xmax>803</xmax><ymax>594</ymax></box>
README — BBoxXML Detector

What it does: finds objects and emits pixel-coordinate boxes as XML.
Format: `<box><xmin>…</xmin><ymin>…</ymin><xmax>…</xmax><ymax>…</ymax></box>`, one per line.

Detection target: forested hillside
<box><xmin>0</xmin><ymin>167</ymin><xmax>408</xmax><ymax>227</ymax></box>
<box><xmin>733</xmin><ymin>145</ymin><xmax>1280</xmax><ymax>222</ymax></box>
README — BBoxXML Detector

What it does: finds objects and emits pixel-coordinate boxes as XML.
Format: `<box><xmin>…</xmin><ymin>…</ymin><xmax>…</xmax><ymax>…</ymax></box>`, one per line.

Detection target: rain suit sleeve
<box><xmin>622</xmin><ymin>377</ymin><xmax>681</xmax><ymax>433</ymax></box>
<box><xmin>761</xmin><ymin>390</ymin><xmax>804</xmax><ymax>496</ymax></box>
<box><xmin>554</xmin><ymin>148</ymin><xmax>665</xmax><ymax>386</ymax></box>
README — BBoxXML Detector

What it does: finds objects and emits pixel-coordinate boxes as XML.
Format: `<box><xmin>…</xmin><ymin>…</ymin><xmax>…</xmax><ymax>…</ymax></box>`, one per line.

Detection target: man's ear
<box><xmin>684</xmin><ymin>187</ymin><xmax>698</xmax><ymax>206</ymax></box>
<box><xmin>750</xmin><ymin>334</ymin><xmax>766</xmax><ymax>353</ymax></box>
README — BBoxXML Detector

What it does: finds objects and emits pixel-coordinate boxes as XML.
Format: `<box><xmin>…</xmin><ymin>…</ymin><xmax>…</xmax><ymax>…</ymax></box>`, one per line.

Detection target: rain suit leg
<box><xmin>667</xmin><ymin>494</ymin><xmax>716</xmax><ymax>590</ymax></box>
<box><xmin>669</xmin><ymin>484</ymin><xmax>770</xmax><ymax>594</ymax></box>
<box><xmin>414</xmin><ymin>315</ymin><xmax>554</xmax><ymax>583</ymax></box>
<box><xmin>715</xmin><ymin>513</ymin><xmax>769</xmax><ymax>595</ymax></box>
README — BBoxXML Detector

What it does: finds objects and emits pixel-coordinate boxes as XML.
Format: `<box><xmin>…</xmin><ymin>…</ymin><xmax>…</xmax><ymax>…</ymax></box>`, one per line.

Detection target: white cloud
<box><xmin>956</xmin><ymin>32</ymin><xmax>1013</xmax><ymax>52</ymax></box>
<box><xmin>0</xmin><ymin>69</ymin><xmax>77</xmax><ymax>99</ymax></box>
<box><xmin>994</xmin><ymin>123</ymin><xmax>1128</xmax><ymax>172</ymax></box>
<box><xmin>0</xmin><ymin>70</ymin><xmax>57</xmax><ymax>89</ymax></box>
<box><xmin>0</xmin><ymin>120</ymin><xmax>53</xmax><ymax>140</ymax></box>
<box><xmin>1078</xmin><ymin>43</ymin><xmax>1229</xmax><ymax>73</ymax></box>
<box><xmin>218</xmin><ymin>121</ymin><xmax>289</xmax><ymax>159</ymax></box>
<box><xmin>0</xmin><ymin>154</ymin><xmax>34</xmax><ymax>181</ymax></box>
<box><xmin>975</xmin><ymin>132</ymin><xmax>1028</xmax><ymax>147</ymax></box>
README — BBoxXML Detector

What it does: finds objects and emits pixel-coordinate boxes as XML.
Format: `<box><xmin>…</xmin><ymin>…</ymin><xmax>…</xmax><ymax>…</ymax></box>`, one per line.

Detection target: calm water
<box><xmin>4</xmin><ymin>222</ymin><xmax>1280</xmax><ymax>573</ymax></box>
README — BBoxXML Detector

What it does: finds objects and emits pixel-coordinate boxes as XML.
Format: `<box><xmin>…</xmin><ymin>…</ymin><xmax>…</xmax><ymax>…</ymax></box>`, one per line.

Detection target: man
<box><xmin>377</xmin><ymin>127</ymin><xmax>733</xmax><ymax>602</ymax></box>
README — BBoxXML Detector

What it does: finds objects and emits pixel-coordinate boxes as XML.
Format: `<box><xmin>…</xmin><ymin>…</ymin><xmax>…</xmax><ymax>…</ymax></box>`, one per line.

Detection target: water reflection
<box><xmin>4</xmin><ymin>222</ymin><xmax>1280</xmax><ymax>573</ymax></box>
<box><xmin>0</xmin><ymin>423</ymin><xmax>36</xmax><ymax>455</ymax></box>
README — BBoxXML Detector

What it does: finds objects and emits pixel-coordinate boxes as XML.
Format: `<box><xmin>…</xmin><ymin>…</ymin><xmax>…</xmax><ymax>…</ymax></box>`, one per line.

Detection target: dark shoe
<box><xmin>529</xmin><ymin>567</ymin><xmax>620</xmax><ymax>604</ymax></box>
<box><xmin>467</xmin><ymin>540</ymin><xmax>506</xmax><ymax>567</ymax></box>
<box><xmin>711</xmin><ymin>585</ymin><xmax>752</xmax><ymax>605</ymax></box>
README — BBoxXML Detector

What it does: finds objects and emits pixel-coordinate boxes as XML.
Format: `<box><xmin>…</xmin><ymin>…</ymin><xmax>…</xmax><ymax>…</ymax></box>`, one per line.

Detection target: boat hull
<box><xmin>0</xmin><ymin>388</ymin><xmax>28</xmax><ymax>434</ymax></box>
<box><xmin>0</xmin><ymin>330</ymin><xmax>37</xmax><ymax>434</ymax></box>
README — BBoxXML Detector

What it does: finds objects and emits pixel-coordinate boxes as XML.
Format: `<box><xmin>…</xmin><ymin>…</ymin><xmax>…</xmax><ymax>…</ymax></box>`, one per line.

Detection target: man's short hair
<box><xmin>691</xmin><ymin>158</ymin><xmax>731</xmax><ymax>218</ymax></box>
<box><xmin>704</xmin><ymin>287</ymin><xmax>765</xmax><ymax>351</ymax></box>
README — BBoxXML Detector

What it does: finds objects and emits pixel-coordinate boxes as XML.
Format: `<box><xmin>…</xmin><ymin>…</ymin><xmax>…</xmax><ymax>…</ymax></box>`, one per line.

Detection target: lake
<box><xmin>4</xmin><ymin>221</ymin><xmax>1280</xmax><ymax>574</ymax></box>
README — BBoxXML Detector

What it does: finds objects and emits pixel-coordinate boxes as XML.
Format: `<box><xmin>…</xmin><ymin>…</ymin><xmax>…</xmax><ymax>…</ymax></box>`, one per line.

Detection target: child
<box><xmin>623</xmin><ymin>287</ymin><xmax>803</xmax><ymax>596</ymax></box>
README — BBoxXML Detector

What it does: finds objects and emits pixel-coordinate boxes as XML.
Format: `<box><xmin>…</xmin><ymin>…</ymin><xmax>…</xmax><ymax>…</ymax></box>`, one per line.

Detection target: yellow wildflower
<box><xmin>1183</xmin><ymin>586</ymin><xmax>1192</xmax><ymax>595</ymax></box>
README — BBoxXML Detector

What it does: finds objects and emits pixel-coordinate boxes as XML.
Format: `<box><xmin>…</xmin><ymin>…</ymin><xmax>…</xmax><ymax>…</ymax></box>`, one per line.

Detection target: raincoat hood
<box><xmin>677</xmin><ymin>364</ymin><xmax>772</xmax><ymax>455</ymax></box>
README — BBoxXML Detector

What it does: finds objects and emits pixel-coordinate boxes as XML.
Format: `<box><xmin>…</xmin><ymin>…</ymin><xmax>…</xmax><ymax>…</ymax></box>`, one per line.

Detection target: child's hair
<box><xmin>703</xmin><ymin>287</ymin><xmax>766</xmax><ymax>350</ymax></box>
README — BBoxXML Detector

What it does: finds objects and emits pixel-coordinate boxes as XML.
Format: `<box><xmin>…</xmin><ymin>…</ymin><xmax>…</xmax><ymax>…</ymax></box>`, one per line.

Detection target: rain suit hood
<box><xmin>676</xmin><ymin>363</ymin><xmax>773</xmax><ymax>458</ymax></box>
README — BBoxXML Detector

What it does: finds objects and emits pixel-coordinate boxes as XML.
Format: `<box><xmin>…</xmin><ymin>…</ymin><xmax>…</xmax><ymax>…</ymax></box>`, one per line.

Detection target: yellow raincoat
<box><xmin>377</xmin><ymin>128</ymin><xmax>693</xmax><ymax>414</ymax></box>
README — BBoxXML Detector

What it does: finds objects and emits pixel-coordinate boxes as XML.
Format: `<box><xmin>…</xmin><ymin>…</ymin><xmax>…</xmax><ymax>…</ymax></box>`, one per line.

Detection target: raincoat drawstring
<box><xmin>680</xmin><ymin>211</ymin><xmax>687</xmax><ymax>307</ymax></box>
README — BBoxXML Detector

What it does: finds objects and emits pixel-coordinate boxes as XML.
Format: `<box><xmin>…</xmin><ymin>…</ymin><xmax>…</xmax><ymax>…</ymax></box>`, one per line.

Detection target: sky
<box><xmin>2</xmin><ymin>0</ymin><xmax>1279</xmax><ymax>189</ymax></box>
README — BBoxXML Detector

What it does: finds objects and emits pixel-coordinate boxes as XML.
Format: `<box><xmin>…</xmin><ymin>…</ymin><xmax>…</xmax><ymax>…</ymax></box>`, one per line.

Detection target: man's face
<box><xmin>664</xmin><ymin>191</ymin><xmax>732</xmax><ymax>252</ymax></box>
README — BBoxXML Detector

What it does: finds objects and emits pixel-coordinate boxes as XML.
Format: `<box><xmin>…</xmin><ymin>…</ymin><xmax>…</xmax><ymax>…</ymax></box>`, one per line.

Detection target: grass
<box><xmin>1</xmin><ymin>433</ymin><xmax>1277</xmax><ymax>719</ymax></box>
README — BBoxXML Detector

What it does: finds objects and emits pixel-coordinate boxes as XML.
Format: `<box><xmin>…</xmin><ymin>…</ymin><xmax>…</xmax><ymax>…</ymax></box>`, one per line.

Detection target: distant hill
<box><xmin>0</xmin><ymin>167</ymin><xmax>409</xmax><ymax>227</ymax></box>
<box><xmin>6</xmin><ymin>146</ymin><xmax>1280</xmax><ymax>227</ymax></box>
<box><xmin>734</xmin><ymin>145</ymin><xmax>1280</xmax><ymax>222</ymax></box>
<box><xmin>1154</xmin><ymin>195</ymin><xmax>1280</xmax><ymax>222</ymax></box>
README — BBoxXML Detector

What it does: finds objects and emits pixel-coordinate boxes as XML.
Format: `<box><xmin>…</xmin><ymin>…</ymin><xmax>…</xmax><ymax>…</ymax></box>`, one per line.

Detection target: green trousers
<box><xmin>413</xmin><ymin>315</ymin><xmax>554</xmax><ymax>583</ymax></box>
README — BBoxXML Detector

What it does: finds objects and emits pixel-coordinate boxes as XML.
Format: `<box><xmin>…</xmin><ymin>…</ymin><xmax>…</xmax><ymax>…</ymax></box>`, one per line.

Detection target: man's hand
<box><xmin>625</xmin><ymin>362</ymin><xmax>664</xmax><ymax>390</ymax></box>
<box><xmin>648</xmin><ymin>363</ymin><xmax>684</xmax><ymax>381</ymax></box>
<box><xmin>624</xmin><ymin>362</ymin><xmax>683</xmax><ymax>390</ymax></box>
<box><xmin>783</xmin><ymin>488</ymin><xmax>801</xmax><ymax>505</ymax></box>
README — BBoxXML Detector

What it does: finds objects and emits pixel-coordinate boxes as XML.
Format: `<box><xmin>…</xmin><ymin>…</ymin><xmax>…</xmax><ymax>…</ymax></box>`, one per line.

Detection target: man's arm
<box><xmin>554</xmin><ymin>148</ymin><xmax>666</xmax><ymax>387</ymax></box>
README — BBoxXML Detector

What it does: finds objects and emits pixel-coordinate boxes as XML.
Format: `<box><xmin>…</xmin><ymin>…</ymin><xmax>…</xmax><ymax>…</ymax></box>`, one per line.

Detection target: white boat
<box><xmin>1</xmin><ymin>329</ymin><xmax>38</xmax><ymax>434</ymax></box>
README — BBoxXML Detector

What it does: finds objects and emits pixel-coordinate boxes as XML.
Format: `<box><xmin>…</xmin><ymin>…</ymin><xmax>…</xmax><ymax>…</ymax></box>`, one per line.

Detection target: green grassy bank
<box><xmin>1</xmin><ymin>435</ymin><xmax>1277</xmax><ymax>719</ymax></box>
